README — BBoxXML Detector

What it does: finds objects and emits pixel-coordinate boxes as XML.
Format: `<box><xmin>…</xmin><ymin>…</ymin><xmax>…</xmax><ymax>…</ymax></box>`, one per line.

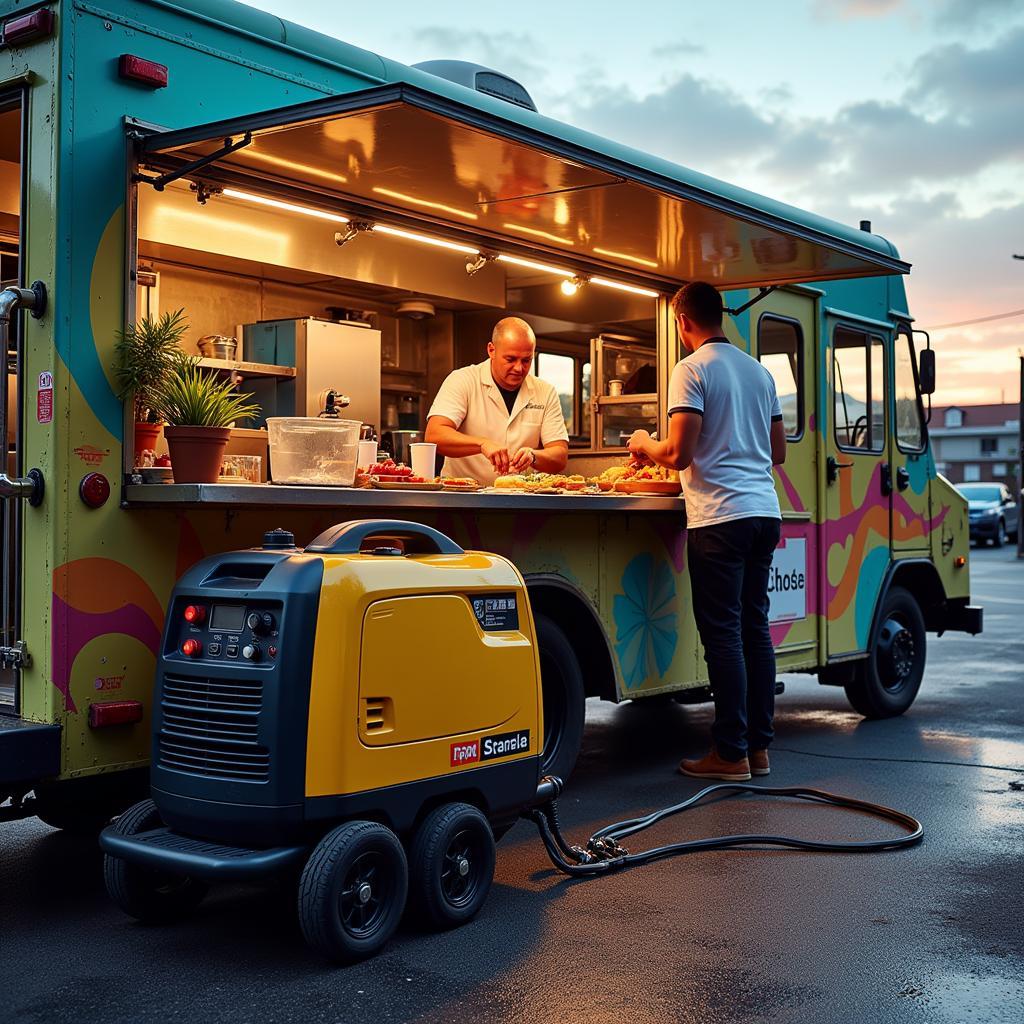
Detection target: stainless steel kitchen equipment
<box><xmin>381</xmin><ymin>430</ymin><xmax>422</xmax><ymax>466</ymax></box>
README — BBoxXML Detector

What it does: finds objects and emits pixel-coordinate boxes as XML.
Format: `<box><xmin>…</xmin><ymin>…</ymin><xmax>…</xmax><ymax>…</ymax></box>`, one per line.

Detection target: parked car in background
<box><xmin>958</xmin><ymin>483</ymin><xmax>1020</xmax><ymax>547</ymax></box>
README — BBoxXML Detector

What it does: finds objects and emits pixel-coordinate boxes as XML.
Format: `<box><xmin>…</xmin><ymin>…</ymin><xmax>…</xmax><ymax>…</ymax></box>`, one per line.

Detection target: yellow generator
<box><xmin>100</xmin><ymin>521</ymin><xmax>547</xmax><ymax>962</ymax></box>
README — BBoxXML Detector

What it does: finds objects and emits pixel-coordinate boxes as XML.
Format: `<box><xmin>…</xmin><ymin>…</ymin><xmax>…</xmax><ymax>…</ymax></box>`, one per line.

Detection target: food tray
<box><xmin>370</xmin><ymin>479</ymin><xmax>444</xmax><ymax>490</ymax></box>
<box><xmin>614</xmin><ymin>479</ymin><xmax>683</xmax><ymax>495</ymax></box>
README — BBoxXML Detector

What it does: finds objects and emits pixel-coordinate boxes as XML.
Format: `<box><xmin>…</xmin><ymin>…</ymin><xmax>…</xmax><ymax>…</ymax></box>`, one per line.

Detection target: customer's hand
<box><xmin>627</xmin><ymin>429</ymin><xmax>653</xmax><ymax>462</ymax></box>
<box><xmin>481</xmin><ymin>440</ymin><xmax>511</xmax><ymax>475</ymax></box>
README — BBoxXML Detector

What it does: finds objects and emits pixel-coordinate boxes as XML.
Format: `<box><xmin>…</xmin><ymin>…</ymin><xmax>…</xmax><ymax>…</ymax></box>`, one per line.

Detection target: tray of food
<box><xmin>370</xmin><ymin>479</ymin><xmax>444</xmax><ymax>490</ymax></box>
<box><xmin>440</xmin><ymin>477</ymin><xmax>482</xmax><ymax>492</ymax></box>
<box><xmin>613</xmin><ymin>479</ymin><xmax>683</xmax><ymax>495</ymax></box>
<box><xmin>592</xmin><ymin>459</ymin><xmax>682</xmax><ymax>496</ymax></box>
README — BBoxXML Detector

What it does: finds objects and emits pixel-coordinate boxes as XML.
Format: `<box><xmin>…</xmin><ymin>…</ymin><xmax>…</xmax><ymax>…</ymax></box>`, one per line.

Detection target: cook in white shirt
<box><xmin>425</xmin><ymin>317</ymin><xmax>570</xmax><ymax>484</ymax></box>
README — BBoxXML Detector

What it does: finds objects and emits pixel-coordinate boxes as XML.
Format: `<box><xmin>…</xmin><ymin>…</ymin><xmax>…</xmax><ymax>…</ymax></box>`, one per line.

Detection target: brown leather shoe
<box><xmin>749</xmin><ymin>749</ymin><xmax>770</xmax><ymax>776</ymax></box>
<box><xmin>678</xmin><ymin>749</ymin><xmax>751</xmax><ymax>781</ymax></box>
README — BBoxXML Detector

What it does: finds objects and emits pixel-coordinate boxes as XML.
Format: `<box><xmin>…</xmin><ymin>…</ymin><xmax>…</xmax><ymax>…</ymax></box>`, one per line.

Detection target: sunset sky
<box><xmin>248</xmin><ymin>0</ymin><xmax>1024</xmax><ymax>406</ymax></box>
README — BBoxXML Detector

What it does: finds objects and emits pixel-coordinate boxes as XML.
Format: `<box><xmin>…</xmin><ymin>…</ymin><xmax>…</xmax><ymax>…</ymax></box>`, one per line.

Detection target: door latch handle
<box><xmin>881</xmin><ymin>462</ymin><xmax>893</xmax><ymax>496</ymax></box>
<box><xmin>826</xmin><ymin>455</ymin><xmax>853</xmax><ymax>484</ymax></box>
<box><xmin>896</xmin><ymin>466</ymin><xmax>911</xmax><ymax>491</ymax></box>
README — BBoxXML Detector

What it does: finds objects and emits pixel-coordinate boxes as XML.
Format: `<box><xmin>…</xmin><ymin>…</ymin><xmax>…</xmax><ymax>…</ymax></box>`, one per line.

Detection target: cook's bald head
<box><xmin>492</xmin><ymin>317</ymin><xmax>536</xmax><ymax>349</ymax></box>
<box><xmin>488</xmin><ymin>317</ymin><xmax>536</xmax><ymax>390</ymax></box>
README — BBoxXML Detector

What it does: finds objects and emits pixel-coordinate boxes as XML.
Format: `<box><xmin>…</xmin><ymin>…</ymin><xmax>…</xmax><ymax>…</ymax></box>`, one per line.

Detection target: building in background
<box><xmin>930</xmin><ymin>403</ymin><xmax>1020</xmax><ymax>485</ymax></box>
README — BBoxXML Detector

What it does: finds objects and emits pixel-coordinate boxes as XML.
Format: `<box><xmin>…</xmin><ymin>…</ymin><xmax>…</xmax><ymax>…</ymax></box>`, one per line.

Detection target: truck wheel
<box><xmin>409</xmin><ymin>803</ymin><xmax>495</xmax><ymax>930</ymax></box>
<box><xmin>535</xmin><ymin>614</ymin><xmax>585</xmax><ymax>785</ymax></box>
<box><xmin>103</xmin><ymin>799</ymin><xmax>208</xmax><ymax>922</ymax></box>
<box><xmin>844</xmin><ymin>586</ymin><xmax>926</xmax><ymax>718</ymax></box>
<box><xmin>298</xmin><ymin>820</ymin><xmax>408</xmax><ymax>963</ymax></box>
<box><xmin>993</xmin><ymin>520</ymin><xmax>1006</xmax><ymax>548</ymax></box>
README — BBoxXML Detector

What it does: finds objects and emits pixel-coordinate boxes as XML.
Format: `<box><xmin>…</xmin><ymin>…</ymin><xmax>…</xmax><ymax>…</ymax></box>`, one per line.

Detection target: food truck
<box><xmin>0</xmin><ymin>0</ymin><xmax>982</xmax><ymax>831</ymax></box>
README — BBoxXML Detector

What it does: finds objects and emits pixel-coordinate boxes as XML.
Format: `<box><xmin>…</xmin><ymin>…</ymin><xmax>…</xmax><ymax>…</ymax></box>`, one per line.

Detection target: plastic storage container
<box><xmin>267</xmin><ymin>417</ymin><xmax>361</xmax><ymax>486</ymax></box>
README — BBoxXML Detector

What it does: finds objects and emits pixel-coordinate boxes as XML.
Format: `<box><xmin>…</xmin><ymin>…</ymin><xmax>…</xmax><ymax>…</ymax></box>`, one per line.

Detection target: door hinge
<box><xmin>0</xmin><ymin>640</ymin><xmax>31</xmax><ymax>669</ymax></box>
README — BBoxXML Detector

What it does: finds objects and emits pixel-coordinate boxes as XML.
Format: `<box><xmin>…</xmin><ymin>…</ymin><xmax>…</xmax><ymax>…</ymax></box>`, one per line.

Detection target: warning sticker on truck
<box><xmin>470</xmin><ymin>593</ymin><xmax>519</xmax><ymax>631</ymax></box>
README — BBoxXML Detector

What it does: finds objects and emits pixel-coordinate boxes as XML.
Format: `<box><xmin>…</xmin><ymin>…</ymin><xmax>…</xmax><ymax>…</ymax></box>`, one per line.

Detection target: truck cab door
<box><xmin>888</xmin><ymin>327</ymin><xmax>931</xmax><ymax>553</ymax></box>
<box><xmin>753</xmin><ymin>295</ymin><xmax>818</xmax><ymax>669</ymax></box>
<box><xmin>824</xmin><ymin>322</ymin><xmax>890</xmax><ymax>657</ymax></box>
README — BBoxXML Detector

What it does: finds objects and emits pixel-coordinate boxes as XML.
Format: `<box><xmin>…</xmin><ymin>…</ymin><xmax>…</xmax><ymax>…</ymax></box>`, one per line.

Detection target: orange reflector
<box><xmin>88</xmin><ymin>700</ymin><xmax>143</xmax><ymax>728</ymax></box>
<box><xmin>954</xmin><ymin>556</ymin><xmax>966</xmax><ymax>568</ymax></box>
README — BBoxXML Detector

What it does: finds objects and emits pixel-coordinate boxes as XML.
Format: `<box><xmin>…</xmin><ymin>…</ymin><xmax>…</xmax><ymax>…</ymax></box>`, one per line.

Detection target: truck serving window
<box><xmin>833</xmin><ymin>327</ymin><xmax>884</xmax><ymax>453</ymax></box>
<box><xmin>894</xmin><ymin>330</ymin><xmax>925</xmax><ymax>452</ymax></box>
<box><xmin>757</xmin><ymin>314</ymin><xmax>802</xmax><ymax>439</ymax></box>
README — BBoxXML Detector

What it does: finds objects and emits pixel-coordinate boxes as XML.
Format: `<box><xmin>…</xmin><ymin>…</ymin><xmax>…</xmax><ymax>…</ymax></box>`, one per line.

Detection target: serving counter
<box><xmin>123</xmin><ymin>483</ymin><xmax>684</xmax><ymax>514</ymax></box>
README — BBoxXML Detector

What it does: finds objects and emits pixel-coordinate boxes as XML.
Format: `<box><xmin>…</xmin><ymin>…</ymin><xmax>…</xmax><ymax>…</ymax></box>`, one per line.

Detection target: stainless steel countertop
<box><xmin>123</xmin><ymin>483</ymin><xmax>684</xmax><ymax>513</ymax></box>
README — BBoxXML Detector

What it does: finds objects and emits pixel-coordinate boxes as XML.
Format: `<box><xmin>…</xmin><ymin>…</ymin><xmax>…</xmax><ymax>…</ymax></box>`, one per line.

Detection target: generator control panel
<box><xmin>173</xmin><ymin>600</ymin><xmax>282</xmax><ymax>663</ymax></box>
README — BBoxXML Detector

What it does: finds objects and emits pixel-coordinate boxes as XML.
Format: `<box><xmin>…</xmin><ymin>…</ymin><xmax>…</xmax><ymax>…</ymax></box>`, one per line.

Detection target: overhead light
<box><xmin>591</xmin><ymin>276</ymin><xmax>660</xmax><ymax>298</ymax></box>
<box><xmin>496</xmin><ymin>254</ymin><xmax>573</xmax><ymax>277</ymax></box>
<box><xmin>592</xmin><ymin>246</ymin><xmax>659</xmax><ymax>269</ymax></box>
<box><xmin>560</xmin><ymin>275</ymin><xmax>589</xmax><ymax>297</ymax></box>
<box><xmin>374</xmin><ymin>224</ymin><xmax>479</xmax><ymax>254</ymax></box>
<box><xmin>372</xmin><ymin>187</ymin><xmax>477</xmax><ymax>220</ymax></box>
<box><xmin>222</xmin><ymin>188</ymin><xmax>349</xmax><ymax>224</ymax></box>
<box><xmin>503</xmin><ymin>222</ymin><xmax>575</xmax><ymax>246</ymax></box>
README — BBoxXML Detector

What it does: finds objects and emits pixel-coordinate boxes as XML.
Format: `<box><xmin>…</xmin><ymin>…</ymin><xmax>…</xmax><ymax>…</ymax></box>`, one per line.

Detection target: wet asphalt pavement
<box><xmin>4</xmin><ymin>546</ymin><xmax>1023</xmax><ymax>1024</ymax></box>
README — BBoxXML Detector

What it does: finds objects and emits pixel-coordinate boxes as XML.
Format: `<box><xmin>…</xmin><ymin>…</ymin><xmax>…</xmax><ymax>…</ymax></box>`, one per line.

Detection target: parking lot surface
<box><xmin>4</xmin><ymin>546</ymin><xmax>1022</xmax><ymax>1024</ymax></box>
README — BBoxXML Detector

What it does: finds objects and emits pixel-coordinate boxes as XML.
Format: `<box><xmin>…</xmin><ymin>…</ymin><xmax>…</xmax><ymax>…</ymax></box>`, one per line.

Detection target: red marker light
<box><xmin>268</xmin><ymin>646</ymin><xmax>278</xmax><ymax>658</ymax></box>
<box><xmin>89</xmin><ymin>700</ymin><xmax>144</xmax><ymax>728</ymax></box>
<box><xmin>2</xmin><ymin>9</ymin><xmax>55</xmax><ymax>48</ymax></box>
<box><xmin>183</xmin><ymin>604</ymin><xmax>206</xmax><ymax>624</ymax></box>
<box><xmin>181</xmin><ymin>638</ymin><xmax>202</xmax><ymax>657</ymax></box>
<box><xmin>118</xmin><ymin>54</ymin><xmax>169</xmax><ymax>89</ymax></box>
<box><xmin>79</xmin><ymin>473</ymin><xmax>110</xmax><ymax>508</ymax></box>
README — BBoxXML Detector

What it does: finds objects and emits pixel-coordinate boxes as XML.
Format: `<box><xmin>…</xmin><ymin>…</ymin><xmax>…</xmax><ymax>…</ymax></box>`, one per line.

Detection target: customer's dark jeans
<box><xmin>687</xmin><ymin>516</ymin><xmax>782</xmax><ymax>762</ymax></box>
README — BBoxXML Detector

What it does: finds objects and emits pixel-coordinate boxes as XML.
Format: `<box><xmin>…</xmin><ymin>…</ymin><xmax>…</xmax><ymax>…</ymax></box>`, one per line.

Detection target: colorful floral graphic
<box><xmin>613</xmin><ymin>553</ymin><xmax>678</xmax><ymax>688</ymax></box>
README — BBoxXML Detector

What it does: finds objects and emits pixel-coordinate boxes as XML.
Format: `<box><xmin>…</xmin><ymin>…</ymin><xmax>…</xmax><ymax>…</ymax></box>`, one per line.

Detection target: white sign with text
<box><xmin>768</xmin><ymin>538</ymin><xmax>807</xmax><ymax>623</ymax></box>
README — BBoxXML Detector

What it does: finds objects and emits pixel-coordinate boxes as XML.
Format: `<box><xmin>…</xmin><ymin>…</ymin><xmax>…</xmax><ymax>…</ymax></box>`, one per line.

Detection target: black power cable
<box><xmin>526</xmin><ymin>781</ymin><xmax>923</xmax><ymax>877</ymax></box>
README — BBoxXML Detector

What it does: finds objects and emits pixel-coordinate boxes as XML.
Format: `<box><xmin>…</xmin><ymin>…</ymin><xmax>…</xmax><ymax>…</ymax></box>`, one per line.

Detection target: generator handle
<box><xmin>306</xmin><ymin>520</ymin><xmax>465</xmax><ymax>556</ymax></box>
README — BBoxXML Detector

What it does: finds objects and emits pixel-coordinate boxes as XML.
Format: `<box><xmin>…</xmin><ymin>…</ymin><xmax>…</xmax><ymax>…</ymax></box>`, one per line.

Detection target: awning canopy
<box><xmin>138</xmin><ymin>82</ymin><xmax>908</xmax><ymax>291</ymax></box>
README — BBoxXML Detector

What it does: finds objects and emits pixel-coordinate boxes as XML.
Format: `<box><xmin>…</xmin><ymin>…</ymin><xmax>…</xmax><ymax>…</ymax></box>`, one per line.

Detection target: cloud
<box><xmin>932</xmin><ymin>0</ymin><xmax>1022</xmax><ymax>29</ymax></box>
<box><xmin>652</xmin><ymin>41</ymin><xmax>705</xmax><ymax>58</ymax></box>
<box><xmin>813</xmin><ymin>0</ymin><xmax>904</xmax><ymax>18</ymax></box>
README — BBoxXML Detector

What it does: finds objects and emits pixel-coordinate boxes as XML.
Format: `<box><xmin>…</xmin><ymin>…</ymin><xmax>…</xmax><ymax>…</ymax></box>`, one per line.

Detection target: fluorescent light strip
<box><xmin>503</xmin><ymin>222</ymin><xmax>575</xmax><ymax>245</ymax></box>
<box><xmin>591</xmin><ymin>276</ymin><xmax>660</xmax><ymax>298</ymax></box>
<box><xmin>222</xmin><ymin>188</ymin><xmax>349</xmax><ymax>224</ymax></box>
<box><xmin>592</xmin><ymin>246</ymin><xmax>659</xmax><ymax>269</ymax></box>
<box><xmin>496</xmin><ymin>254</ymin><xmax>573</xmax><ymax>277</ymax></box>
<box><xmin>373</xmin><ymin>224</ymin><xmax>479</xmax><ymax>254</ymax></box>
<box><xmin>372</xmin><ymin>186</ymin><xmax>478</xmax><ymax>221</ymax></box>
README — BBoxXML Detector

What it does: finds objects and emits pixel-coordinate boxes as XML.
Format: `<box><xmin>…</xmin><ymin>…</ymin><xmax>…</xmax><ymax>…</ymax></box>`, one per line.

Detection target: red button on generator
<box><xmin>181</xmin><ymin>638</ymin><xmax>202</xmax><ymax>657</ymax></box>
<box><xmin>184</xmin><ymin>604</ymin><xmax>206</xmax><ymax>624</ymax></box>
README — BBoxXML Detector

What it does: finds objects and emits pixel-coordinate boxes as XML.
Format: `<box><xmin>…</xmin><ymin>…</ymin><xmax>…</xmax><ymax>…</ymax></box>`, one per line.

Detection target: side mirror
<box><xmin>918</xmin><ymin>348</ymin><xmax>936</xmax><ymax>395</ymax></box>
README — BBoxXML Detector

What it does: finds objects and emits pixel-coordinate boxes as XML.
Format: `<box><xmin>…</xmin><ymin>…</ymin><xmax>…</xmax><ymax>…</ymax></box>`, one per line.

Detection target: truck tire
<box><xmin>409</xmin><ymin>802</ymin><xmax>495</xmax><ymax>930</ymax></box>
<box><xmin>103</xmin><ymin>799</ymin><xmax>208</xmax><ymax>922</ymax></box>
<box><xmin>844</xmin><ymin>586</ymin><xmax>926</xmax><ymax>718</ymax></box>
<box><xmin>535</xmin><ymin>614</ymin><xmax>585</xmax><ymax>786</ymax></box>
<box><xmin>298</xmin><ymin>820</ymin><xmax>408</xmax><ymax>963</ymax></box>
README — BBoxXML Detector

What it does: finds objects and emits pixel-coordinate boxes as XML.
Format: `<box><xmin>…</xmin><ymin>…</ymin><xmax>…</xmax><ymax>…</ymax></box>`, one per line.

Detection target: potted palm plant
<box><xmin>155</xmin><ymin>358</ymin><xmax>260</xmax><ymax>483</ymax></box>
<box><xmin>115</xmin><ymin>309</ymin><xmax>189</xmax><ymax>459</ymax></box>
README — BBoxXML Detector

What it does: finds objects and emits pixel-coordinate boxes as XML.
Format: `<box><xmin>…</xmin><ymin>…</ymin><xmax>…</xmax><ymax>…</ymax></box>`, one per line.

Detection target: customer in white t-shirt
<box><xmin>426</xmin><ymin>317</ymin><xmax>569</xmax><ymax>485</ymax></box>
<box><xmin>628</xmin><ymin>281</ymin><xmax>786</xmax><ymax>782</ymax></box>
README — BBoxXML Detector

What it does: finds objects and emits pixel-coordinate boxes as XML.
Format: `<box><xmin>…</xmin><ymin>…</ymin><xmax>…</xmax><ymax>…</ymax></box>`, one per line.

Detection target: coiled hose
<box><xmin>526</xmin><ymin>781</ymin><xmax>924</xmax><ymax>876</ymax></box>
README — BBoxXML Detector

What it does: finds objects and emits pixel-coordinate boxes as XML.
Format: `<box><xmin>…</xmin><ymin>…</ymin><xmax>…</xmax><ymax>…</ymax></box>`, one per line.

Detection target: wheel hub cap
<box><xmin>357</xmin><ymin>882</ymin><xmax>372</xmax><ymax>905</ymax></box>
<box><xmin>457</xmin><ymin>857</ymin><xmax>470</xmax><ymax>877</ymax></box>
<box><xmin>878</xmin><ymin>617</ymin><xmax>915</xmax><ymax>685</ymax></box>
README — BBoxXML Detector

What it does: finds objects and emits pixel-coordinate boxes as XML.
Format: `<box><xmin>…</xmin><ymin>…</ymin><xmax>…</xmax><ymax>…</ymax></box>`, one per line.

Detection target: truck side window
<box><xmin>757</xmin><ymin>314</ymin><xmax>802</xmax><ymax>439</ymax></box>
<box><xmin>834</xmin><ymin>327</ymin><xmax>884</xmax><ymax>452</ymax></box>
<box><xmin>894</xmin><ymin>331</ymin><xmax>925</xmax><ymax>452</ymax></box>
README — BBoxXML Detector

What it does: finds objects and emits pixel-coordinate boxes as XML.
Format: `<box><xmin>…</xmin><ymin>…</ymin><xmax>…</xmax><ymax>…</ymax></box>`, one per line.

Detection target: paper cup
<box><xmin>357</xmin><ymin>439</ymin><xmax>379</xmax><ymax>470</ymax></box>
<box><xmin>410</xmin><ymin>442</ymin><xmax>437</xmax><ymax>480</ymax></box>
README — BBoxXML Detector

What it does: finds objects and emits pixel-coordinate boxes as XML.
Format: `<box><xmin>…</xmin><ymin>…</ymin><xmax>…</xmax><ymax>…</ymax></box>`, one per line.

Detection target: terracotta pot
<box><xmin>133</xmin><ymin>421</ymin><xmax>162</xmax><ymax>459</ymax></box>
<box><xmin>163</xmin><ymin>425</ymin><xmax>231</xmax><ymax>484</ymax></box>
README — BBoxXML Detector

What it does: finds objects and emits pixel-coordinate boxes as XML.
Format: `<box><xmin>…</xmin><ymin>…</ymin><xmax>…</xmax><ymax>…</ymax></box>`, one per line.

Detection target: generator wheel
<box><xmin>844</xmin><ymin>586</ymin><xmax>926</xmax><ymax>718</ymax></box>
<box><xmin>103</xmin><ymin>799</ymin><xmax>208</xmax><ymax>922</ymax></box>
<box><xmin>409</xmin><ymin>803</ymin><xmax>496</xmax><ymax>930</ymax></box>
<box><xmin>298</xmin><ymin>820</ymin><xmax>408</xmax><ymax>963</ymax></box>
<box><xmin>535</xmin><ymin>614</ymin><xmax>585</xmax><ymax>785</ymax></box>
